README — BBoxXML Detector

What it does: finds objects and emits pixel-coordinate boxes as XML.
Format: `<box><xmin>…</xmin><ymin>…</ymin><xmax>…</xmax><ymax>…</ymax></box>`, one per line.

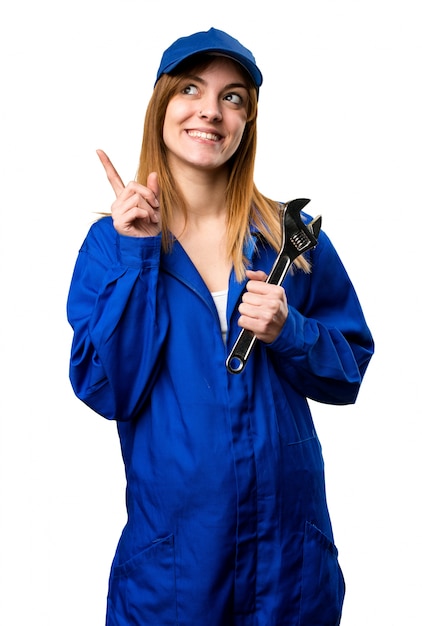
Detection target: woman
<box><xmin>67</xmin><ymin>27</ymin><xmax>374</xmax><ymax>626</ymax></box>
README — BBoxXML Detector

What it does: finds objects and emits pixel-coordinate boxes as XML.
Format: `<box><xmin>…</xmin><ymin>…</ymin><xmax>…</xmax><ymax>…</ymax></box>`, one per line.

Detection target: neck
<box><xmin>170</xmin><ymin>163</ymin><xmax>229</xmax><ymax>219</ymax></box>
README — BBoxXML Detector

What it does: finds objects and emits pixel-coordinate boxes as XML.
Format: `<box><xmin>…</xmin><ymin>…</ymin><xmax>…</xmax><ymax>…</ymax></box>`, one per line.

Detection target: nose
<box><xmin>198</xmin><ymin>97</ymin><xmax>222</xmax><ymax>122</ymax></box>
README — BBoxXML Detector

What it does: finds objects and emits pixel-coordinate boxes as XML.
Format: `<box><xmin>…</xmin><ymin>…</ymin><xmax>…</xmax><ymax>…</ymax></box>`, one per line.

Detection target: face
<box><xmin>162</xmin><ymin>57</ymin><xmax>250</xmax><ymax>176</ymax></box>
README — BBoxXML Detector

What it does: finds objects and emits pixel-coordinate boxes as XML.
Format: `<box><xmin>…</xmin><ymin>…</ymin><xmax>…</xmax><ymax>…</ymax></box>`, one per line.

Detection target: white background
<box><xmin>0</xmin><ymin>1</ymin><xmax>420</xmax><ymax>624</ymax></box>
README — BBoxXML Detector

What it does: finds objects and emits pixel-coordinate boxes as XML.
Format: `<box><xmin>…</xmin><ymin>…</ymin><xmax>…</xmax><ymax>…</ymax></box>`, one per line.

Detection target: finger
<box><xmin>96</xmin><ymin>149</ymin><xmax>125</xmax><ymax>197</ymax></box>
<box><xmin>241</xmin><ymin>292</ymin><xmax>267</xmax><ymax>306</ymax></box>
<box><xmin>146</xmin><ymin>172</ymin><xmax>161</xmax><ymax>207</ymax></box>
<box><xmin>246</xmin><ymin>279</ymin><xmax>284</xmax><ymax>298</ymax></box>
<box><xmin>238</xmin><ymin>302</ymin><xmax>261</xmax><ymax>320</ymax></box>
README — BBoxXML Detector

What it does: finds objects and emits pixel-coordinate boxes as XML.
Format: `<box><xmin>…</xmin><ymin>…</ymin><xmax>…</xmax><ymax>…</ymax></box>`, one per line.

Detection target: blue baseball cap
<box><xmin>155</xmin><ymin>27</ymin><xmax>263</xmax><ymax>89</ymax></box>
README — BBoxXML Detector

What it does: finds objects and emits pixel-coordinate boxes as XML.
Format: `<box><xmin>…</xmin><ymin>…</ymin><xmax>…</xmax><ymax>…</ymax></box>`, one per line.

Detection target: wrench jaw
<box><xmin>308</xmin><ymin>214</ymin><xmax>322</xmax><ymax>239</ymax></box>
<box><xmin>267</xmin><ymin>200</ymin><xmax>321</xmax><ymax>287</ymax></box>
<box><xmin>226</xmin><ymin>199</ymin><xmax>322</xmax><ymax>374</ymax></box>
<box><xmin>282</xmin><ymin>198</ymin><xmax>320</xmax><ymax>259</ymax></box>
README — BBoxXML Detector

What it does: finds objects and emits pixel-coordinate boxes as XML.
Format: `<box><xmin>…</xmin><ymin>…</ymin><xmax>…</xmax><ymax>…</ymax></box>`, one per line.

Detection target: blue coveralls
<box><xmin>67</xmin><ymin>213</ymin><xmax>374</xmax><ymax>625</ymax></box>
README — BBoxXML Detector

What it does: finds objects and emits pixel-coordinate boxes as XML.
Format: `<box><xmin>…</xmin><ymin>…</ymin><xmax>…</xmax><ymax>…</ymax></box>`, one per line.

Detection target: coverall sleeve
<box><xmin>66</xmin><ymin>218</ymin><xmax>169</xmax><ymax>421</ymax></box>
<box><xmin>267</xmin><ymin>230</ymin><xmax>374</xmax><ymax>405</ymax></box>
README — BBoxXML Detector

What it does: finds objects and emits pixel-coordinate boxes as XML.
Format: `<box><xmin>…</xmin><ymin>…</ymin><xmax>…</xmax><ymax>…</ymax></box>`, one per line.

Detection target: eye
<box><xmin>181</xmin><ymin>84</ymin><xmax>199</xmax><ymax>95</ymax></box>
<box><xmin>223</xmin><ymin>92</ymin><xmax>243</xmax><ymax>105</ymax></box>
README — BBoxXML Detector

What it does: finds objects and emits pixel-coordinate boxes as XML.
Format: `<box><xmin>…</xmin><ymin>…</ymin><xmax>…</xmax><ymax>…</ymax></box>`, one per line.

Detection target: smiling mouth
<box><xmin>187</xmin><ymin>130</ymin><xmax>221</xmax><ymax>141</ymax></box>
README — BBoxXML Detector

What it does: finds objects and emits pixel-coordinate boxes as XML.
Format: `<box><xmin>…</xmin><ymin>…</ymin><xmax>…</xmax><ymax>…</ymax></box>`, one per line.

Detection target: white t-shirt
<box><xmin>211</xmin><ymin>289</ymin><xmax>228</xmax><ymax>343</ymax></box>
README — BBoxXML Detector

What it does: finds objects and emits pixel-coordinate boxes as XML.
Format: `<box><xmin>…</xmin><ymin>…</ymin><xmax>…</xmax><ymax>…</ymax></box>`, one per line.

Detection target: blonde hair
<box><xmin>136</xmin><ymin>55</ymin><xmax>310</xmax><ymax>281</ymax></box>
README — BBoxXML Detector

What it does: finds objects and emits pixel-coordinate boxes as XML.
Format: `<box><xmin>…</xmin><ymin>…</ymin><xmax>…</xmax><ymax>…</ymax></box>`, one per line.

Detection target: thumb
<box><xmin>147</xmin><ymin>172</ymin><xmax>161</xmax><ymax>205</ymax></box>
<box><xmin>246</xmin><ymin>269</ymin><xmax>268</xmax><ymax>282</ymax></box>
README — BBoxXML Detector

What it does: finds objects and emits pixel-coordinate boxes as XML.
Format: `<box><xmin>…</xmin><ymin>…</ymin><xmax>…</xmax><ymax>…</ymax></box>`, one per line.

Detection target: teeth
<box><xmin>188</xmin><ymin>130</ymin><xmax>219</xmax><ymax>141</ymax></box>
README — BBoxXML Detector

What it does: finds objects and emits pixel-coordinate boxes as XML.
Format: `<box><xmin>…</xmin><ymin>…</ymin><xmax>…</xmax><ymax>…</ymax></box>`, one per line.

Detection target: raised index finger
<box><xmin>96</xmin><ymin>149</ymin><xmax>125</xmax><ymax>197</ymax></box>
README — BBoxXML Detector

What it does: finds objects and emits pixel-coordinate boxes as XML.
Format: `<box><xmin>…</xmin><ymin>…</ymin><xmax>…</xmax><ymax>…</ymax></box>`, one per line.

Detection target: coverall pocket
<box><xmin>106</xmin><ymin>534</ymin><xmax>177</xmax><ymax>625</ymax></box>
<box><xmin>299</xmin><ymin>522</ymin><xmax>345</xmax><ymax>626</ymax></box>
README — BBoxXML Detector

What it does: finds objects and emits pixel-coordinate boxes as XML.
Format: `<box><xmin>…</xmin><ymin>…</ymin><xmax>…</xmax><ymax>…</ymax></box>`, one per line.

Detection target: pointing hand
<box><xmin>97</xmin><ymin>149</ymin><xmax>161</xmax><ymax>238</ymax></box>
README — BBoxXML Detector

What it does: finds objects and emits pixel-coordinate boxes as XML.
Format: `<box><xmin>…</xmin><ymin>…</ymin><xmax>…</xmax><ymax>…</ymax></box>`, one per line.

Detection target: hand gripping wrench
<box><xmin>226</xmin><ymin>198</ymin><xmax>322</xmax><ymax>374</ymax></box>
